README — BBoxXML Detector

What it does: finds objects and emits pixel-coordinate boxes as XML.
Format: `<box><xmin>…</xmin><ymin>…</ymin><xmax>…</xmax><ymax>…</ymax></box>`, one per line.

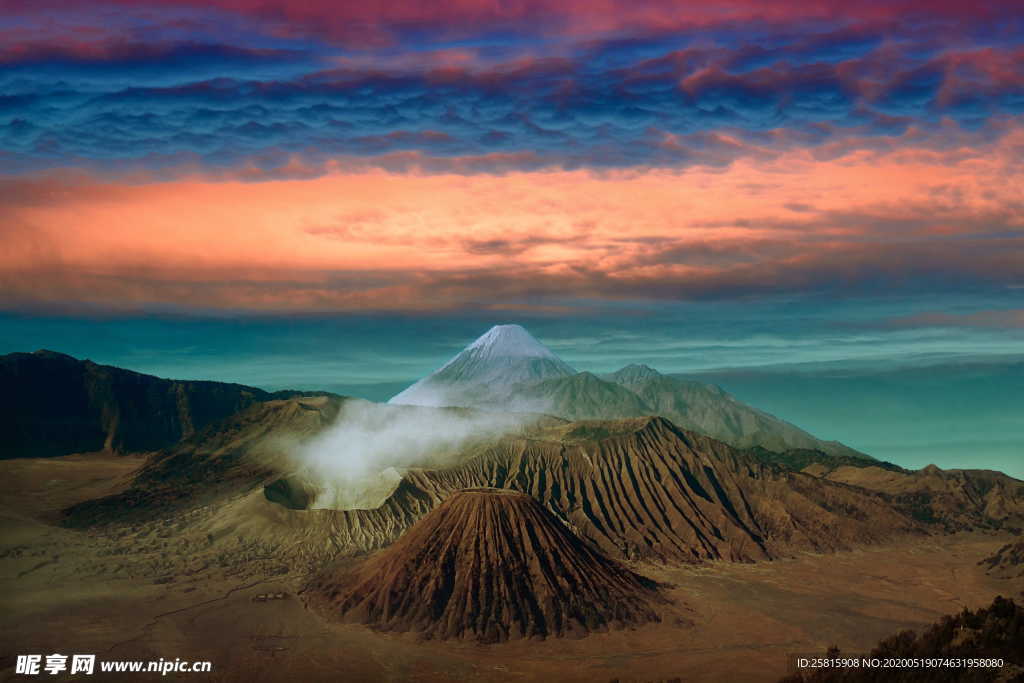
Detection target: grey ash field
<box><xmin>1</xmin><ymin>326</ymin><xmax>1022</xmax><ymax>682</ymax></box>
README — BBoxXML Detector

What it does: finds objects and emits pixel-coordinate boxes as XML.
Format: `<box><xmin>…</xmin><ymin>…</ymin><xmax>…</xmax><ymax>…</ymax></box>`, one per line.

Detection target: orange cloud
<box><xmin>2</xmin><ymin>127</ymin><xmax>1022</xmax><ymax>313</ymax></box>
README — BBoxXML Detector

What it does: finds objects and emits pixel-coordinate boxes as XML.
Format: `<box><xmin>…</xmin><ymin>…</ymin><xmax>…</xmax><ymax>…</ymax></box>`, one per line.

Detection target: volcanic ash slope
<box><xmin>304</xmin><ymin>488</ymin><xmax>670</xmax><ymax>643</ymax></box>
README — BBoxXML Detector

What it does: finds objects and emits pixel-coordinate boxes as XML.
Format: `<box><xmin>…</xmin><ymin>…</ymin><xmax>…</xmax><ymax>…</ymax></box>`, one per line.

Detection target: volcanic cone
<box><xmin>305</xmin><ymin>488</ymin><xmax>667</xmax><ymax>642</ymax></box>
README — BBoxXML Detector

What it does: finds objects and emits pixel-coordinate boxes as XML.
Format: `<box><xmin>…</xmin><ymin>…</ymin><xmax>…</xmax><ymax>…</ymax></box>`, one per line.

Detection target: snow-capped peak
<box><xmin>462</xmin><ymin>324</ymin><xmax>559</xmax><ymax>360</ymax></box>
<box><xmin>388</xmin><ymin>324</ymin><xmax>575</xmax><ymax>406</ymax></box>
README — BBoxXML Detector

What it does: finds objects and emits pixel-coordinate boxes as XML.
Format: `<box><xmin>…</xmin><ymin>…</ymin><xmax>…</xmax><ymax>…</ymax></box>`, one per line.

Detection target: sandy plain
<box><xmin>0</xmin><ymin>455</ymin><xmax>1020</xmax><ymax>683</ymax></box>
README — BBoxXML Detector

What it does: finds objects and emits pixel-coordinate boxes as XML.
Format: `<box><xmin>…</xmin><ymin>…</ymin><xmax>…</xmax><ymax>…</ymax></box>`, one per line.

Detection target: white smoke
<box><xmin>288</xmin><ymin>398</ymin><xmax>531</xmax><ymax>510</ymax></box>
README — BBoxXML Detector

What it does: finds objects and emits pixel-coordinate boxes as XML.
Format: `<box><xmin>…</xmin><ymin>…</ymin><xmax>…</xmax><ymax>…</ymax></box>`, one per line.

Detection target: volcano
<box><xmin>304</xmin><ymin>488</ymin><xmax>667</xmax><ymax>643</ymax></box>
<box><xmin>388</xmin><ymin>324</ymin><xmax>576</xmax><ymax>408</ymax></box>
<box><xmin>387</xmin><ymin>324</ymin><xmax>868</xmax><ymax>458</ymax></box>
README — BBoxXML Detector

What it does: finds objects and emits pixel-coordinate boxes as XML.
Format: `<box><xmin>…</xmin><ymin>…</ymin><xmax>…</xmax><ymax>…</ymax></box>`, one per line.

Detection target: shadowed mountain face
<box><xmin>388</xmin><ymin>326</ymin><xmax>867</xmax><ymax>459</ymax></box>
<box><xmin>0</xmin><ymin>350</ymin><xmax>336</xmax><ymax>459</ymax></box>
<box><xmin>304</xmin><ymin>488</ymin><xmax>668</xmax><ymax>643</ymax></box>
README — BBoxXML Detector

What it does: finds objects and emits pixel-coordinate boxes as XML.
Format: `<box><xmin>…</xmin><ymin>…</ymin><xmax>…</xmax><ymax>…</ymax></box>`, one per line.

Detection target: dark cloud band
<box><xmin>1</xmin><ymin>1</ymin><xmax>1021</xmax><ymax>175</ymax></box>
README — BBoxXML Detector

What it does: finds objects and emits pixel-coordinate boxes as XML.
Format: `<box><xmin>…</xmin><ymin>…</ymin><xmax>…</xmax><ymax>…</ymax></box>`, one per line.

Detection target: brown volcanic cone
<box><xmin>305</xmin><ymin>488</ymin><xmax>667</xmax><ymax>643</ymax></box>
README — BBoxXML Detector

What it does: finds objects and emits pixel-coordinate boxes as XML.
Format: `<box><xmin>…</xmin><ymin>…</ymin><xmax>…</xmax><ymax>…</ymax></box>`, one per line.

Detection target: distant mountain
<box><xmin>525</xmin><ymin>371</ymin><xmax>653</xmax><ymax>419</ymax></box>
<box><xmin>0</xmin><ymin>350</ymin><xmax>336</xmax><ymax>459</ymax></box>
<box><xmin>807</xmin><ymin>462</ymin><xmax>1024</xmax><ymax>530</ymax></box>
<box><xmin>388</xmin><ymin>324</ymin><xmax>575</xmax><ymax>407</ymax></box>
<box><xmin>604</xmin><ymin>364</ymin><xmax>869</xmax><ymax>458</ymax></box>
<box><xmin>389</xmin><ymin>327</ymin><xmax>868</xmax><ymax>459</ymax></box>
<box><xmin>745</xmin><ymin>447</ymin><xmax>901</xmax><ymax>474</ymax></box>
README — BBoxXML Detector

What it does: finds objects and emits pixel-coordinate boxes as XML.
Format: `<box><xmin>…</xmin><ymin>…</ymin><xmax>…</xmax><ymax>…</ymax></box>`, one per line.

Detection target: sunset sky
<box><xmin>1</xmin><ymin>1</ymin><xmax>1021</xmax><ymax>474</ymax></box>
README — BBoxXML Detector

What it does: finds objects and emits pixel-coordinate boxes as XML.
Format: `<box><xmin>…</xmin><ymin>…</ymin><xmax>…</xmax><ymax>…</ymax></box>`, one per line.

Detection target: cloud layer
<box><xmin>1</xmin><ymin>1</ymin><xmax>1021</xmax><ymax>316</ymax></box>
<box><xmin>1</xmin><ymin>1</ymin><xmax>1022</xmax><ymax>174</ymax></box>
<box><xmin>3</xmin><ymin>132</ymin><xmax>1022</xmax><ymax>314</ymax></box>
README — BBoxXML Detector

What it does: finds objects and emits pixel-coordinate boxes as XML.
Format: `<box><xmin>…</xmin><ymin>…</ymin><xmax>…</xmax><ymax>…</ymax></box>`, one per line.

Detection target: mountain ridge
<box><xmin>66</xmin><ymin>398</ymin><xmax>935</xmax><ymax>564</ymax></box>
<box><xmin>61</xmin><ymin>395</ymin><xmax>1024</xmax><ymax>581</ymax></box>
<box><xmin>0</xmin><ymin>349</ymin><xmax>338</xmax><ymax>459</ymax></box>
<box><xmin>387</xmin><ymin>325</ymin><xmax>871</xmax><ymax>459</ymax></box>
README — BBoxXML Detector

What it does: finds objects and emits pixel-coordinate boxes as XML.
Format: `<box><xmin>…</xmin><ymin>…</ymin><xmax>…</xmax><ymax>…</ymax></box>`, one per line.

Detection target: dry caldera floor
<box><xmin>0</xmin><ymin>455</ymin><xmax>1020</xmax><ymax>682</ymax></box>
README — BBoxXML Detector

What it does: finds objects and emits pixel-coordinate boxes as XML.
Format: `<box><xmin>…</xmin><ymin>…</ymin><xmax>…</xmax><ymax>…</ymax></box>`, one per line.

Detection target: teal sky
<box><xmin>2</xmin><ymin>292</ymin><xmax>1021</xmax><ymax>478</ymax></box>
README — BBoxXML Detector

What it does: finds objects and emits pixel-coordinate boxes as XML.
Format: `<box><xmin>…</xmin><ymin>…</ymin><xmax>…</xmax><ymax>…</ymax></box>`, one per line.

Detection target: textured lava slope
<box><xmin>245</xmin><ymin>414</ymin><xmax>926</xmax><ymax>564</ymax></box>
<box><xmin>67</xmin><ymin>402</ymin><xmax>925</xmax><ymax>563</ymax></box>
<box><xmin>382</xmin><ymin>418</ymin><xmax>920</xmax><ymax>563</ymax></box>
<box><xmin>68</xmin><ymin>399</ymin><xmax>1020</xmax><ymax>568</ymax></box>
<box><xmin>305</xmin><ymin>488</ymin><xmax>667</xmax><ymax>642</ymax></box>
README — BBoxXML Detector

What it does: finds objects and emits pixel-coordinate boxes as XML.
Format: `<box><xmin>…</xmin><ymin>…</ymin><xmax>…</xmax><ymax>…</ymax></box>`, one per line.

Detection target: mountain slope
<box><xmin>0</xmin><ymin>349</ymin><xmax>336</xmax><ymax>459</ymax></box>
<box><xmin>388</xmin><ymin>417</ymin><xmax>918</xmax><ymax>563</ymax></box>
<box><xmin>389</xmin><ymin>324</ymin><xmax>575</xmax><ymax>407</ymax></box>
<box><xmin>512</xmin><ymin>364</ymin><xmax>869</xmax><ymax>458</ymax></box>
<box><xmin>388</xmin><ymin>326</ymin><xmax>867</xmax><ymax>459</ymax></box>
<box><xmin>610</xmin><ymin>366</ymin><xmax>868</xmax><ymax>458</ymax></box>
<box><xmin>979</xmin><ymin>540</ymin><xmax>1024</xmax><ymax>579</ymax></box>
<box><xmin>520</xmin><ymin>371</ymin><xmax>652</xmax><ymax>420</ymax></box>
<box><xmin>68</xmin><ymin>399</ymin><xmax>927</xmax><ymax>566</ymax></box>
<box><xmin>62</xmin><ymin>395</ymin><xmax>348</xmax><ymax>527</ymax></box>
<box><xmin>67</xmin><ymin>396</ymin><xmax>1018</xmax><ymax>570</ymax></box>
<box><xmin>815</xmin><ymin>463</ymin><xmax>1024</xmax><ymax>530</ymax></box>
<box><xmin>304</xmin><ymin>488</ymin><xmax>668</xmax><ymax>642</ymax></box>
